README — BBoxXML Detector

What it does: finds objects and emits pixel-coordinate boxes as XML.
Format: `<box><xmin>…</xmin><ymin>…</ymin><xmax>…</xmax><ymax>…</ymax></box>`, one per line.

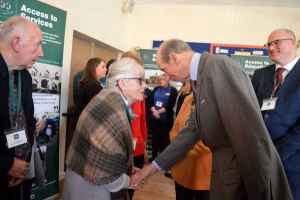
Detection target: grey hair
<box><xmin>106</xmin><ymin>57</ymin><xmax>144</xmax><ymax>88</ymax></box>
<box><xmin>271</xmin><ymin>28</ymin><xmax>297</xmax><ymax>41</ymax></box>
<box><xmin>0</xmin><ymin>16</ymin><xmax>33</xmax><ymax>42</ymax></box>
<box><xmin>160</xmin><ymin>39</ymin><xmax>192</xmax><ymax>63</ymax></box>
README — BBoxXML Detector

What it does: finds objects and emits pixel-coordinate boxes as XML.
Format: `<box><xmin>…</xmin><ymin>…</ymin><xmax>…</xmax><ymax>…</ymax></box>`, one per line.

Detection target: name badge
<box><xmin>155</xmin><ymin>101</ymin><xmax>163</xmax><ymax>107</ymax></box>
<box><xmin>5</xmin><ymin>129</ymin><xmax>28</xmax><ymax>149</ymax></box>
<box><xmin>261</xmin><ymin>98</ymin><xmax>277</xmax><ymax>111</ymax></box>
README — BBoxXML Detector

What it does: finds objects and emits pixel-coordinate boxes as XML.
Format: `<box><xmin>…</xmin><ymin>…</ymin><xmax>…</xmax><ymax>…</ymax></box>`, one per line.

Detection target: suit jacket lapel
<box><xmin>265</xmin><ymin>65</ymin><xmax>276</xmax><ymax>97</ymax></box>
<box><xmin>195</xmin><ymin>53</ymin><xmax>209</xmax><ymax>95</ymax></box>
<box><xmin>278</xmin><ymin>58</ymin><xmax>300</xmax><ymax>97</ymax></box>
<box><xmin>193</xmin><ymin>53</ymin><xmax>211</xmax><ymax>137</ymax></box>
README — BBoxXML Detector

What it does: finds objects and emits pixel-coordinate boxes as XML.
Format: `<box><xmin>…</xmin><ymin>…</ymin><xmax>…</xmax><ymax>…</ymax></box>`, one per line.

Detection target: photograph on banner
<box><xmin>30</xmin><ymin>91</ymin><xmax>60</xmax><ymax>200</ymax></box>
<box><xmin>30</xmin><ymin>69</ymin><xmax>60</xmax><ymax>200</ymax></box>
<box><xmin>32</xmin><ymin>90</ymin><xmax>59</xmax><ymax>189</ymax></box>
<box><xmin>29</xmin><ymin>63</ymin><xmax>61</xmax><ymax>94</ymax></box>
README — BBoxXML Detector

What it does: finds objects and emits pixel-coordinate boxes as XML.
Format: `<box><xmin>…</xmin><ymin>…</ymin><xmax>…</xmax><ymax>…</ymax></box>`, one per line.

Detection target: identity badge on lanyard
<box><xmin>5</xmin><ymin>71</ymin><xmax>28</xmax><ymax>149</ymax></box>
<box><xmin>261</xmin><ymin>81</ymin><xmax>280</xmax><ymax>111</ymax></box>
<box><xmin>5</xmin><ymin>129</ymin><xmax>28</xmax><ymax>149</ymax></box>
<box><xmin>261</xmin><ymin>97</ymin><xmax>278</xmax><ymax>111</ymax></box>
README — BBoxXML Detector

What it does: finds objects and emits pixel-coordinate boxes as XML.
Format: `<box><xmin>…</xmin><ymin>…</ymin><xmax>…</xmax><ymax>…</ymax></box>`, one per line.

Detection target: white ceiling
<box><xmin>135</xmin><ymin>0</ymin><xmax>300</xmax><ymax>8</ymax></box>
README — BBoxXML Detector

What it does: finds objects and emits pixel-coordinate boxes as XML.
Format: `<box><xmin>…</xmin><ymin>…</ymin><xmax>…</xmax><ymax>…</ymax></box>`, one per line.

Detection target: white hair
<box><xmin>106</xmin><ymin>57</ymin><xmax>144</xmax><ymax>88</ymax></box>
<box><xmin>0</xmin><ymin>16</ymin><xmax>32</xmax><ymax>42</ymax></box>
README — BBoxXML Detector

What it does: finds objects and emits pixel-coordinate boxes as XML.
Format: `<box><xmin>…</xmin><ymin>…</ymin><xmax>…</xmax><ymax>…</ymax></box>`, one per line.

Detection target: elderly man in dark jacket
<box><xmin>0</xmin><ymin>16</ymin><xmax>43</xmax><ymax>200</ymax></box>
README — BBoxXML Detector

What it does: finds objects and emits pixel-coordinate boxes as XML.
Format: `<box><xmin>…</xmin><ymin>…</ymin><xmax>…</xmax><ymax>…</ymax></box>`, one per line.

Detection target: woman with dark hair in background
<box><xmin>99</xmin><ymin>58</ymin><xmax>115</xmax><ymax>88</ymax></box>
<box><xmin>76</xmin><ymin>57</ymin><xmax>107</xmax><ymax>113</ymax></box>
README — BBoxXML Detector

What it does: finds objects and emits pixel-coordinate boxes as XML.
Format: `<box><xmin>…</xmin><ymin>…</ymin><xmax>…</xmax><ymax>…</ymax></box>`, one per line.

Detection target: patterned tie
<box><xmin>272</xmin><ymin>67</ymin><xmax>285</xmax><ymax>96</ymax></box>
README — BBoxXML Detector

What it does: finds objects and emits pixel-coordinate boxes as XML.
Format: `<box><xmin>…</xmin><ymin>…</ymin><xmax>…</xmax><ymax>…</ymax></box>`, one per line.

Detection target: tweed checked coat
<box><xmin>155</xmin><ymin>53</ymin><xmax>292</xmax><ymax>200</ymax></box>
<box><xmin>66</xmin><ymin>88</ymin><xmax>133</xmax><ymax>185</ymax></box>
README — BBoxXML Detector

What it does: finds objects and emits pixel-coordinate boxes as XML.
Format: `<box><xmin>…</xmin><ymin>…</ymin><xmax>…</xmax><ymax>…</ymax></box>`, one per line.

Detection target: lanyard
<box><xmin>8</xmin><ymin>71</ymin><xmax>22</xmax><ymax>128</ymax></box>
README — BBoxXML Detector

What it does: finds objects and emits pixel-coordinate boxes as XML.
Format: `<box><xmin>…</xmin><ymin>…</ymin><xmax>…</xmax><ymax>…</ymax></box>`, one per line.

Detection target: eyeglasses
<box><xmin>264</xmin><ymin>38</ymin><xmax>294</xmax><ymax>48</ymax></box>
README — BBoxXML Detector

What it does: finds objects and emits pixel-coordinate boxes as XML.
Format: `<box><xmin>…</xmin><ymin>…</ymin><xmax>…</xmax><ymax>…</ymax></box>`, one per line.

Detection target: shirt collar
<box><xmin>118</xmin><ymin>89</ymin><xmax>136</xmax><ymax>120</ymax></box>
<box><xmin>276</xmin><ymin>57</ymin><xmax>299</xmax><ymax>72</ymax></box>
<box><xmin>190</xmin><ymin>53</ymin><xmax>201</xmax><ymax>81</ymax></box>
<box><xmin>119</xmin><ymin>89</ymin><xmax>129</xmax><ymax>107</ymax></box>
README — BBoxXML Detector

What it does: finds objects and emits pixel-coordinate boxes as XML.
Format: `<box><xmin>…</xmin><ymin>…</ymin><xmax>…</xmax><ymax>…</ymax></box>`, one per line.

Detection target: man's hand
<box><xmin>8</xmin><ymin>158</ymin><xmax>29</xmax><ymax>179</ymax></box>
<box><xmin>151</xmin><ymin>107</ymin><xmax>160</xmax><ymax>119</ymax></box>
<box><xmin>143</xmin><ymin>150</ymin><xmax>149</xmax><ymax>165</ymax></box>
<box><xmin>129</xmin><ymin>163</ymin><xmax>158</xmax><ymax>189</ymax></box>
<box><xmin>131</xmin><ymin>166</ymin><xmax>141</xmax><ymax>175</ymax></box>
<box><xmin>35</xmin><ymin>119</ymin><xmax>46</xmax><ymax>134</ymax></box>
<box><xmin>158</xmin><ymin>107</ymin><xmax>166</xmax><ymax>114</ymax></box>
<box><xmin>8</xmin><ymin>178</ymin><xmax>23</xmax><ymax>187</ymax></box>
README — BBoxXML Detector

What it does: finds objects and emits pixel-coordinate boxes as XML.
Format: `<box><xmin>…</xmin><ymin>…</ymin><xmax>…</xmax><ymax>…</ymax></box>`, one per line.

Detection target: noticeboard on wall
<box><xmin>231</xmin><ymin>55</ymin><xmax>271</xmax><ymax>76</ymax></box>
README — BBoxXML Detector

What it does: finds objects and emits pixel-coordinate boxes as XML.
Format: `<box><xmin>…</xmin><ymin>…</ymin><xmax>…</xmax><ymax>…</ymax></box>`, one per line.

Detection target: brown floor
<box><xmin>133</xmin><ymin>173</ymin><xmax>175</xmax><ymax>200</ymax></box>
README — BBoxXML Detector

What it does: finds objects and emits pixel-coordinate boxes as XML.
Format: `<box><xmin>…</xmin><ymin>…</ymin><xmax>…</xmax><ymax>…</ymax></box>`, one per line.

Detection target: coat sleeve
<box><xmin>0</xmin><ymin>150</ymin><xmax>14</xmax><ymax>174</ymax></box>
<box><xmin>251</xmin><ymin>69</ymin><xmax>260</xmax><ymax>94</ymax></box>
<box><xmin>209</xmin><ymin>56</ymin><xmax>274</xmax><ymax>194</ymax></box>
<box><xmin>140</xmin><ymin>101</ymin><xmax>148</xmax><ymax>142</ymax></box>
<box><xmin>266</xmin><ymin>87</ymin><xmax>300</xmax><ymax>161</ymax></box>
<box><xmin>251</xmin><ymin>68</ymin><xmax>266</xmax><ymax>107</ymax></box>
<box><xmin>154</xmin><ymin>108</ymin><xmax>201</xmax><ymax>170</ymax></box>
<box><xmin>0</xmin><ymin>68</ymin><xmax>14</xmax><ymax>174</ymax></box>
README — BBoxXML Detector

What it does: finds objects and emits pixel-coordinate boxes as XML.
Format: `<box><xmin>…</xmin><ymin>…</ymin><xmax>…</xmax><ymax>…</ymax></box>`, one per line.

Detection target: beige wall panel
<box><xmin>125</xmin><ymin>5</ymin><xmax>300</xmax><ymax>49</ymax></box>
<box><xmin>93</xmin><ymin>45</ymin><xmax>119</xmax><ymax>61</ymax></box>
<box><xmin>68</xmin><ymin>36</ymin><xmax>92</xmax><ymax>107</ymax></box>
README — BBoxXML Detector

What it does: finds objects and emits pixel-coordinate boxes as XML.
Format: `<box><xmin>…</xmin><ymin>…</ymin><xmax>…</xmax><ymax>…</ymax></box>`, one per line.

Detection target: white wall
<box><xmin>41</xmin><ymin>0</ymin><xmax>128</xmax><ymax>50</ymax></box>
<box><xmin>125</xmin><ymin>4</ymin><xmax>300</xmax><ymax>49</ymax></box>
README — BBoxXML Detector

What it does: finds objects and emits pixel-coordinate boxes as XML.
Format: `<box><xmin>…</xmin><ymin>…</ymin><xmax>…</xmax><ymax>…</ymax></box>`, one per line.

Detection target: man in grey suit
<box><xmin>130</xmin><ymin>39</ymin><xmax>292</xmax><ymax>200</ymax></box>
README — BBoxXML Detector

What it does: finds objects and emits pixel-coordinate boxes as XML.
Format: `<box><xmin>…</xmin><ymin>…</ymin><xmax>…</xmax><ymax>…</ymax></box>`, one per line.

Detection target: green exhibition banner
<box><xmin>19</xmin><ymin>0</ymin><xmax>66</xmax><ymax>66</ymax></box>
<box><xmin>1</xmin><ymin>0</ymin><xmax>66</xmax><ymax>199</ymax></box>
<box><xmin>0</xmin><ymin>0</ymin><xmax>66</xmax><ymax>66</ymax></box>
<box><xmin>231</xmin><ymin>55</ymin><xmax>271</xmax><ymax>76</ymax></box>
<box><xmin>139</xmin><ymin>49</ymin><xmax>159</xmax><ymax>69</ymax></box>
<box><xmin>0</xmin><ymin>0</ymin><xmax>19</xmax><ymax>21</ymax></box>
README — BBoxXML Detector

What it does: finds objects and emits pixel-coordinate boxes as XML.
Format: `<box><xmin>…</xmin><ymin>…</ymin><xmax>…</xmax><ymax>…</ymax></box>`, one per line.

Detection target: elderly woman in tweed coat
<box><xmin>63</xmin><ymin>58</ymin><xmax>146</xmax><ymax>200</ymax></box>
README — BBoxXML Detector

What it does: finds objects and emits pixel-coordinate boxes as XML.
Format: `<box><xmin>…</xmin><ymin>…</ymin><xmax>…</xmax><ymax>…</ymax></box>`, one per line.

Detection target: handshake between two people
<box><xmin>111</xmin><ymin>163</ymin><xmax>159</xmax><ymax>192</ymax></box>
<box><xmin>129</xmin><ymin>164</ymin><xmax>158</xmax><ymax>189</ymax></box>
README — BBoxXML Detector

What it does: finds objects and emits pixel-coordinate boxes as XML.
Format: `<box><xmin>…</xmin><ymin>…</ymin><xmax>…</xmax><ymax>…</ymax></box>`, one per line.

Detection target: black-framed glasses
<box><xmin>264</xmin><ymin>38</ymin><xmax>294</xmax><ymax>48</ymax></box>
